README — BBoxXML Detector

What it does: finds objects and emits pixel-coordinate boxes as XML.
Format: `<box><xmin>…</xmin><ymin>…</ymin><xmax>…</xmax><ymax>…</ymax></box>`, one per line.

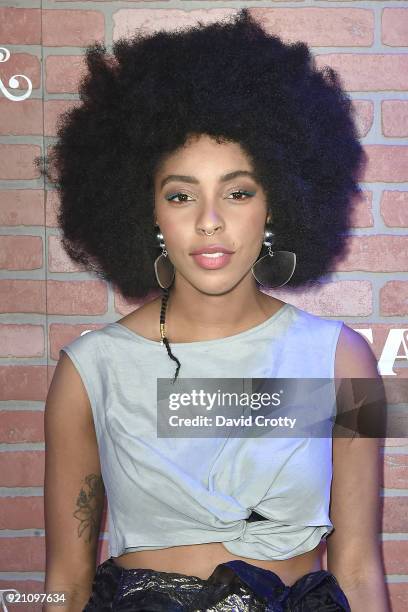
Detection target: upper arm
<box><xmin>327</xmin><ymin>323</ymin><xmax>384</xmax><ymax>585</ymax></box>
<box><xmin>44</xmin><ymin>350</ymin><xmax>105</xmax><ymax>593</ymax></box>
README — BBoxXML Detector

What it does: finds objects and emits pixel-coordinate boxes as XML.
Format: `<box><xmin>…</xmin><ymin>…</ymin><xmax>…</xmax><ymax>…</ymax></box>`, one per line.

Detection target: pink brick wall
<box><xmin>0</xmin><ymin>3</ymin><xmax>407</xmax><ymax>610</ymax></box>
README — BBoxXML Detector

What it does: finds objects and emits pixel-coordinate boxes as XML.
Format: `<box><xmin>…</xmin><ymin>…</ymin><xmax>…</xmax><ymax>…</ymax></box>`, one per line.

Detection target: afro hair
<box><xmin>40</xmin><ymin>8</ymin><xmax>367</xmax><ymax>299</ymax></box>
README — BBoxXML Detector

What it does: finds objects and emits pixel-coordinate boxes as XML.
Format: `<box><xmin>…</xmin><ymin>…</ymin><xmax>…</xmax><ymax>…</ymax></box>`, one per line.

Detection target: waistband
<box><xmin>85</xmin><ymin>556</ymin><xmax>352</xmax><ymax>611</ymax></box>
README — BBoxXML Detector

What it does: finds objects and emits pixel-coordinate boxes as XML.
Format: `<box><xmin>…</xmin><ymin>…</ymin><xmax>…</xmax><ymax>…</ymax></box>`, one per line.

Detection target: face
<box><xmin>153</xmin><ymin>133</ymin><xmax>270</xmax><ymax>295</ymax></box>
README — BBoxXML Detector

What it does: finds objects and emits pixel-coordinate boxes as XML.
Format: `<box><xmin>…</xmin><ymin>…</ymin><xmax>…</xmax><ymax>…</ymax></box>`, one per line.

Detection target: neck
<box><xmin>162</xmin><ymin>275</ymin><xmax>281</xmax><ymax>342</ymax></box>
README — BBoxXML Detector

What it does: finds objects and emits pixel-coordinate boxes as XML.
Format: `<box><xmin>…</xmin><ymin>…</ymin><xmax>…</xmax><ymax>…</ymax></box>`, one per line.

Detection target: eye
<box><xmin>165</xmin><ymin>189</ymin><xmax>256</xmax><ymax>204</ymax></box>
<box><xmin>165</xmin><ymin>192</ymin><xmax>193</xmax><ymax>203</ymax></box>
<box><xmin>228</xmin><ymin>190</ymin><xmax>256</xmax><ymax>201</ymax></box>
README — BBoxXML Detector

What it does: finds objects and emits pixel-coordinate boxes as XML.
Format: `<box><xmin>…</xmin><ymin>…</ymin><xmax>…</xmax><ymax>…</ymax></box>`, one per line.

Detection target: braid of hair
<box><xmin>160</xmin><ymin>287</ymin><xmax>181</xmax><ymax>383</ymax></box>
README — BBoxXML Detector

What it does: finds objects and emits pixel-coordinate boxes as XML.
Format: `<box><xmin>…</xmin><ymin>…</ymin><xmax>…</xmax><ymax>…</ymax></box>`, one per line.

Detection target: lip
<box><xmin>190</xmin><ymin>244</ymin><xmax>234</xmax><ymax>255</ymax></box>
<box><xmin>191</xmin><ymin>252</ymin><xmax>233</xmax><ymax>270</ymax></box>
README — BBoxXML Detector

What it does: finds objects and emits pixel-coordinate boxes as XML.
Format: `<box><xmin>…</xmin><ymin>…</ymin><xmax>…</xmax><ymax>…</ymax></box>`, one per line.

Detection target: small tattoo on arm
<box><xmin>73</xmin><ymin>473</ymin><xmax>104</xmax><ymax>543</ymax></box>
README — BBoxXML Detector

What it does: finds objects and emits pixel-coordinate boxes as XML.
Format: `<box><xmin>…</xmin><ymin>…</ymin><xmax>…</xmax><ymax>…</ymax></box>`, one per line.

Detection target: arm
<box><xmin>327</xmin><ymin>324</ymin><xmax>390</xmax><ymax>612</ymax></box>
<box><xmin>43</xmin><ymin>351</ymin><xmax>105</xmax><ymax>611</ymax></box>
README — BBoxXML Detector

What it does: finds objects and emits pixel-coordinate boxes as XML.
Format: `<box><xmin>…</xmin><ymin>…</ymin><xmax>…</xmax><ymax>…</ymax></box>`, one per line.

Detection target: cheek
<box><xmin>160</xmin><ymin>217</ymin><xmax>186</xmax><ymax>253</ymax></box>
<box><xmin>235</xmin><ymin>211</ymin><xmax>265</xmax><ymax>243</ymax></box>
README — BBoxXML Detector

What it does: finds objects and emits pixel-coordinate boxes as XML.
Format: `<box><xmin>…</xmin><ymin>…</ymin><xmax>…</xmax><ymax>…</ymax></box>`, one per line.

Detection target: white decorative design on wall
<box><xmin>0</xmin><ymin>47</ymin><xmax>32</xmax><ymax>101</ymax></box>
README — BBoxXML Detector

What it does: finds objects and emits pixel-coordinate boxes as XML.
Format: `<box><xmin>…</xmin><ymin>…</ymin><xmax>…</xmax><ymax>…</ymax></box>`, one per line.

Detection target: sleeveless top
<box><xmin>59</xmin><ymin>302</ymin><xmax>343</xmax><ymax>561</ymax></box>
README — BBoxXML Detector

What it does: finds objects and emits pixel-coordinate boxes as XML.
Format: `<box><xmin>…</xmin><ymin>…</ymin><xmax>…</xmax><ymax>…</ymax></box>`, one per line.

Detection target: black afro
<box><xmin>39</xmin><ymin>8</ymin><xmax>367</xmax><ymax>299</ymax></box>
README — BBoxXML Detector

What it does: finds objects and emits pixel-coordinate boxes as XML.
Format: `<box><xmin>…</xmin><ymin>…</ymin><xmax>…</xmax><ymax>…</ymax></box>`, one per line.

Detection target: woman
<box><xmin>42</xmin><ymin>9</ymin><xmax>389</xmax><ymax>611</ymax></box>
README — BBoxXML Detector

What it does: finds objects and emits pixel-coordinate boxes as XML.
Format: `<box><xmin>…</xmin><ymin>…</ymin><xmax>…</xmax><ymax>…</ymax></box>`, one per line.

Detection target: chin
<box><xmin>197</xmin><ymin>286</ymin><xmax>236</xmax><ymax>297</ymax></box>
<box><xmin>186</xmin><ymin>275</ymin><xmax>246</xmax><ymax>297</ymax></box>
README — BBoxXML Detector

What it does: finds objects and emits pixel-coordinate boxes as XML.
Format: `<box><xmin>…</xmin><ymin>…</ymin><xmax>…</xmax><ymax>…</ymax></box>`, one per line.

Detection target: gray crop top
<box><xmin>60</xmin><ymin>302</ymin><xmax>343</xmax><ymax>561</ymax></box>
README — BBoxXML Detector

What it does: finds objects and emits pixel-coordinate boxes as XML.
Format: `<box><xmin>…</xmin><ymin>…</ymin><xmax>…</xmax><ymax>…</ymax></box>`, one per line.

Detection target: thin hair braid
<box><xmin>160</xmin><ymin>287</ymin><xmax>181</xmax><ymax>383</ymax></box>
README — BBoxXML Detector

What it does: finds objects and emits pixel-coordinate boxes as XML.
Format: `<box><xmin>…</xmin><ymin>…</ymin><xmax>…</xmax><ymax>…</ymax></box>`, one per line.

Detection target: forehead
<box><xmin>156</xmin><ymin>134</ymin><xmax>253</xmax><ymax>174</ymax></box>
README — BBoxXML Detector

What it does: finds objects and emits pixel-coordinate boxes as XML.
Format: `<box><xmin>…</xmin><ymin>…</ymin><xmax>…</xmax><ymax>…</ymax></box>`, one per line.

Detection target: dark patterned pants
<box><xmin>83</xmin><ymin>556</ymin><xmax>351</xmax><ymax>611</ymax></box>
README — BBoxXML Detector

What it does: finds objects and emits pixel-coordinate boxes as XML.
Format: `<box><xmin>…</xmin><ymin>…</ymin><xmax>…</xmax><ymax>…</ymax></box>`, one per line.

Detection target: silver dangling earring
<box><xmin>251</xmin><ymin>226</ymin><xmax>297</xmax><ymax>288</ymax></box>
<box><xmin>154</xmin><ymin>227</ymin><xmax>175</xmax><ymax>289</ymax></box>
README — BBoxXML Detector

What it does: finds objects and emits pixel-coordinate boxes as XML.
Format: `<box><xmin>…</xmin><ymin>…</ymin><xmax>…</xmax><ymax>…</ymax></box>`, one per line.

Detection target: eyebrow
<box><xmin>160</xmin><ymin>170</ymin><xmax>258</xmax><ymax>190</ymax></box>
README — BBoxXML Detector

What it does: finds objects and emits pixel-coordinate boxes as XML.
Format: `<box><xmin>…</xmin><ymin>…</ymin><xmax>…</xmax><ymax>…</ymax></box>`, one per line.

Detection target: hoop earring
<box><xmin>154</xmin><ymin>228</ymin><xmax>175</xmax><ymax>289</ymax></box>
<box><xmin>251</xmin><ymin>226</ymin><xmax>296</xmax><ymax>288</ymax></box>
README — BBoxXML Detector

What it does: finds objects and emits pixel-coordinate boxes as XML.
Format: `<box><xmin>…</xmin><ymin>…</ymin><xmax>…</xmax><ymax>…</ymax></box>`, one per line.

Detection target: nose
<box><xmin>196</xmin><ymin>204</ymin><xmax>224</xmax><ymax>236</ymax></box>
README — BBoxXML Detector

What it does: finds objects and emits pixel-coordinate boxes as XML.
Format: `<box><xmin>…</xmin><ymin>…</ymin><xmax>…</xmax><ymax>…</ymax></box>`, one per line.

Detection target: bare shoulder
<box><xmin>116</xmin><ymin>296</ymin><xmax>161</xmax><ymax>340</ymax></box>
<box><xmin>335</xmin><ymin>322</ymin><xmax>379</xmax><ymax>379</ymax></box>
<box><xmin>333</xmin><ymin>323</ymin><xmax>383</xmax><ymax>437</ymax></box>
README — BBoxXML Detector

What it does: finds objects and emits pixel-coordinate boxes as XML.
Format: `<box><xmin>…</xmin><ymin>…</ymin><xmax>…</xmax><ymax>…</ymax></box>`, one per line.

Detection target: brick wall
<box><xmin>0</xmin><ymin>2</ymin><xmax>407</xmax><ymax>610</ymax></box>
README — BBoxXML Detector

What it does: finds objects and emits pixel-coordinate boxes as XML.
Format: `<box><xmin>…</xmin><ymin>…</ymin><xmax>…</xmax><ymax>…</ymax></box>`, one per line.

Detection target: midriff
<box><xmin>112</xmin><ymin>540</ymin><xmax>324</xmax><ymax>586</ymax></box>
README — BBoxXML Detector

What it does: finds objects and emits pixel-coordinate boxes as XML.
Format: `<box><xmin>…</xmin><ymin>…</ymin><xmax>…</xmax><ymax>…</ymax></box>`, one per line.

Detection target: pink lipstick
<box><xmin>190</xmin><ymin>244</ymin><xmax>235</xmax><ymax>270</ymax></box>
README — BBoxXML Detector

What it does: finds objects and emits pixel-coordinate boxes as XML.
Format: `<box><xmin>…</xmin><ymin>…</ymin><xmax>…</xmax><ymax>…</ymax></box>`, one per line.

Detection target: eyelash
<box><xmin>165</xmin><ymin>190</ymin><xmax>256</xmax><ymax>203</ymax></box>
